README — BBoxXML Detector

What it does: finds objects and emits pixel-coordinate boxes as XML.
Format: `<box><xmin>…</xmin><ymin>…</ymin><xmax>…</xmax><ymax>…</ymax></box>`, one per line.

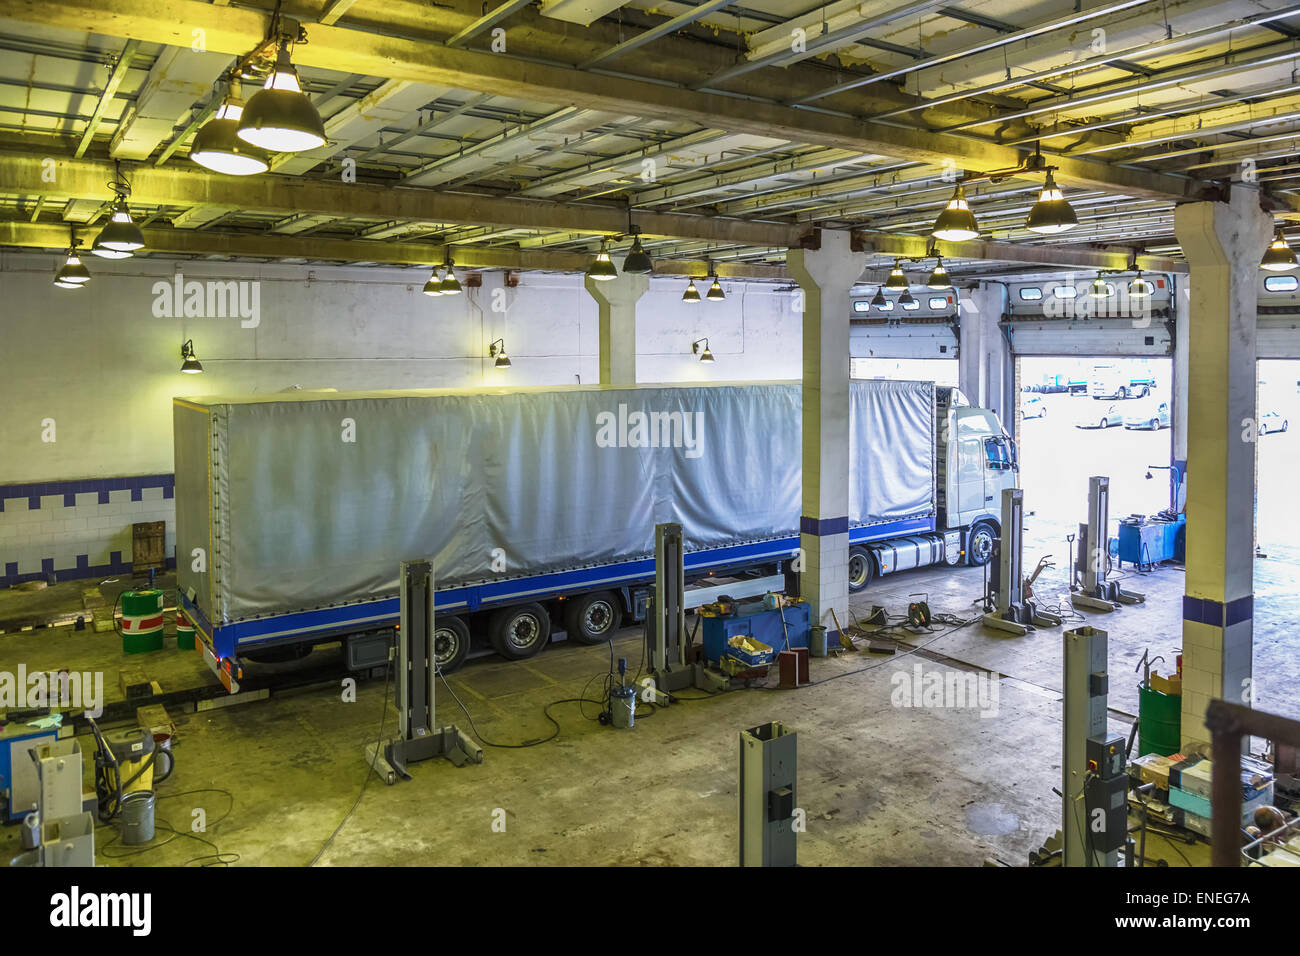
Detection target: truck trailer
<box><xmin>173</xmin><ymin>379</ymin><xmax>1017</xmax><ymax>686</ymax></box>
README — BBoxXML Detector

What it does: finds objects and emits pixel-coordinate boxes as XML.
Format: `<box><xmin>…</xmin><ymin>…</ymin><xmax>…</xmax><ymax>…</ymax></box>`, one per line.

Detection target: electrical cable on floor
<box><xmin>309</xmin><ymin>656</ymin><xmax>393</xmax><ymax>867</ymax></box>
<box><xmin>97</xmin><ymin>788</ymin><xmax>239</xmax><ymax>866</ymax></box>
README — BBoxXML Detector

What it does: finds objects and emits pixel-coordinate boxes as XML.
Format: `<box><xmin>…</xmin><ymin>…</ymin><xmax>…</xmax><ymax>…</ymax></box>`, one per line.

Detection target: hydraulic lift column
<box><xmin>1062</xmin><ymin>625</ymin><xmax>1127</xmax><ymax>867</ymax></box>
<box><xmin>366</xmin><ymin>560</ymin><xmax>481</xmax><ymax>783</ymax></box>
<box><xmin>739</xmin><ymin>721</ymin><xmax>798</xmax><ymax>867</ymax></box>
<box><xmin>1071</xmin><ymin>476</ymin><xmax>1144</xmax><ymax>612</ymax></box>
<box><xmin>982</xmin><ymin>487</ymin><xmax>1061</xmax><ymax>635</ymax></box>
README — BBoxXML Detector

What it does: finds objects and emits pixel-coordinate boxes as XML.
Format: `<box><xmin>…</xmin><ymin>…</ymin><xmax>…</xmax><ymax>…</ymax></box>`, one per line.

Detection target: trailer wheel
<box><xmin>433</xmin><ymin>616</ymin><xmax>471</xmax><ymax>673</ymax></box>
<box><xmin>488</xmin><ymin>603</ymin><xmax>551</xmax><ymax>660</ymax></box>
<box><xmin>563</xmin><ymin>591</ymin><xmax>623</xmax><ymax>645</ymax></box>
<box><xmin>847</xmin><ymin>546</ymin><xmax>874</xmax><ymax>592</ymax></box>
<box><xmin>967</xmin><ymin>523</ymin><xmax>995</xmax><ymax>567</ymax></box>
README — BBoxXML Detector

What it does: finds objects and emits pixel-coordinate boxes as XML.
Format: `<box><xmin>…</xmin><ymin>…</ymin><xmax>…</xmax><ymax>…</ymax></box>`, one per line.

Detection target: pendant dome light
<box><xmin>587</xmin><ymin>238</ymin><xmax>619</xmax><ymax>281</ymax></box>
<box><xmin>1128</xmin><ymin>271</ymin><xmax>1154</xmax><ymax>298</ymax></box>
<box><xmin>94</xmin><ymin>171</ymin><xmax>145</xmax><ymax>255</ymax></box>
<box><xmin>622</xmin><ymin>227</ymin><xmax>653</xmax><ymax>275</ymax></box>
<box><xmin>1025</xmin><ymin>170</ymin><xmax>1078</xmax><ymax>234</ymax></box>
<box><xmin>90</xmin><ymin>236</ymin><xmax>132</xmax><ymax>259</ymax></box>
<box><xmin>236</xmin><ymin>43</ymin><xmax>327</xmax><ymax>153</ymax></box>
<box><xmin>932</xmin><ymin>184</ymin><xmax>980</xmax><ymax>242</ymax></box>
<box><xmin>898</xmin><ymin>288</ymin><xmax>916</xmax><ymax>308</ymax></box>
<box><xmin>1088</xmin><ymin>275</ymin><xmax>1113</xmax><ymax>298</ymax></box>
<box><xmin>884</xmin><ymin>259</ymin><xmax>909</xmax><ymax>291</ymax></box>
<box><xmin>870</xmin><ymin>286</ymin><xmax>887</xmax><ymax>308</ymax></box>
<box><xmin>423</xmin><ymin>266</ymin><xmax>444</xmax><ymax>296</ymax></box>
<box><xmin>682</xmin><ymin>278</ymin><xmax>702</xmax><ymax>303</ymax></box>
<box><xmin>54</xmin><ymin>235</ymin><xmax>91</xmax><ymax>289</ymax></box>
<box><xmin>706</xmin><ymin>275</ymin><xmax>725</xmax><ymax>301</ymax></box>
<box><xmin>191</xmin><ymin>78</ymin><xmax>271</xmax><ymax>175</ymax></box>
<box><xmin>1261</xmin><ymin>225</ymin><xmax>1298</xmax><ymax>271</ymax></box>
<box><xmin>439</xmin><ymin>257</ymin><xmax>462</xmax><ymax>295</ymax></box>
<box><xmin>926</xmin><ymin>257</ymin><xmax>950</xmax><ymax>289</ymax></box>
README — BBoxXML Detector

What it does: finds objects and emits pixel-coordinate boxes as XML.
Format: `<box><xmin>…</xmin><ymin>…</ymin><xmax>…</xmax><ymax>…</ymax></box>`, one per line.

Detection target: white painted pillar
<box><xmin>585</xmin><ymin>262</ymin><xmax>648</xmax><ymax>386</ymax></box>
<box><xmin>1171</xmin><ymin>274</ymin><xmax>1190</xmax><ymax>508</ymax></box>
<box><xmin>1172</xmin><ymin>190</ymin><xmax>1272</xmax><ymax>748</ymax></box>
<box><xmin>959</xmin><ymin>283</ymin><xmax>1011</xmax><ymax>421</ymax></box>
<box><xmin>787</xmin><ymin>230</ymin><xmax>867</xmax><ymax>640</ymax></box>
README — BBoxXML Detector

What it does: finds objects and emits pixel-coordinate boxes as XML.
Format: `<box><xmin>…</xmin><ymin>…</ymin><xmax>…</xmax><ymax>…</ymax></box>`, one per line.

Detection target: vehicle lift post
<box><xmin>645</xmin><ymin>523</ymin><xmax>727</xmax><ymax>700</ymax></box>
<box><xmin>982</xmin><ymin>488</ymin><xmax>1062</xmax><ymax>636</ymax></box>
<box><xmin>1062</xmin><ymin>625</ymin><xmax>1127</xmax><ymax>867</ymax></box>
<box><xmin>739</xmin><ymin>721</ymin><xmax>798</xmax><ymax>867</ymax></box>
<box><xmin>365</xmin><ymin>560</ymin><xmax>482</xmax><ymax>784</ymax></box>
<box><xmin>1071</xmin><ymin>476</ymin><xmax>1144</xmax><ymax>613</ymax></box>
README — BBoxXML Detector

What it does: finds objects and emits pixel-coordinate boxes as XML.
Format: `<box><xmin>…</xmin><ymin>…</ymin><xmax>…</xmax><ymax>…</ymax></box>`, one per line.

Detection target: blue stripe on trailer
<box><xmin>202</xmin><ymin>519</ymin><xmax>937</xmax><ymax>658</ymax></box>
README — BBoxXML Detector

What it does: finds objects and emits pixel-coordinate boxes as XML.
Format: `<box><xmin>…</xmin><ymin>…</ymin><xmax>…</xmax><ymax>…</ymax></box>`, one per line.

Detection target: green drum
<box><xmin>1138</xmin><ymin>685</ymin><xmax>1181</xmax><ymax>757</ymax></box>
<box><xmin>120</xmin><ymin>589</ymin><xmax>165</xmax><ymax>654</ymax></box>
<box><xmin>175</xmin><ymin>611</ymin><xmax>196</xmax><ymax>651</ymax></box>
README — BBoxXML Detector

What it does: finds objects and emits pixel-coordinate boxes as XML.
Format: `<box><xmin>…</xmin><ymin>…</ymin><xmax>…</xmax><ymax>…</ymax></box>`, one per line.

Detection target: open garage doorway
<box><xmin>1016</xmin><ymin>356</ymin><xmax>1174</xmax><ymax>561</ymax></box>
<box><xmin>1257</xmin><ymin>360</ymin><xmax>1300</xmax><ymax>563</ymax></box>
<box><xmin>851</xmin><ymin>357</ymin><xmax>958</xmax><ymax>385</ymax></box>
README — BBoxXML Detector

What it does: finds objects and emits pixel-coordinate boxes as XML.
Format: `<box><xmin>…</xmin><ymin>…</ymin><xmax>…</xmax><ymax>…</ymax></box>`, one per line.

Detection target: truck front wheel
<box><xmin>966</xmin><ymin>523</ymin><xmax>996</xmax><ymax>567</ymax></box>
<box><xmin>433</xmin><ymin>616</ymin><xmax>471</xmax><ymax>673</ymax></box>
<box><xmin>847</xmin><ymin>546</ymin><xmax>874</xmax><ymax>592</ymax></box>
<box><xmin>563</xmin><ymin>591</ymin><xmax>623</xmax><ymax>645</ymax></box>
<box><xmin>488</xmin><ymin>603</ymin><xmax>551</xmax><ymax>660</ymax></box>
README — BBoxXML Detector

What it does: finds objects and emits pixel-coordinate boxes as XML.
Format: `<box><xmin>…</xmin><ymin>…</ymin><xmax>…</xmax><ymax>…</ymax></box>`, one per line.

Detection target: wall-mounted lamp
<box><xmin>489</xmin><ymin>338</ymin><xmax>511</xmax><ymax>369</ymax></box>
<box><xmin>692</xmin><ymin>337</ymin><xmax>714</xmax><ymax>363</ymax></box>
<box><xmin>180</xmin><ymin>339</ymin><xmax>204</xmax><ymax>374</ymax></box>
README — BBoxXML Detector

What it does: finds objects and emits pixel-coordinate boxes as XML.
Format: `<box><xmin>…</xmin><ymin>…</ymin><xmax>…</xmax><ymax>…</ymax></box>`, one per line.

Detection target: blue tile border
<box><xmin>0</xmin><ymin>554</ymin><xmax>175</xmax><ymax>589</ymax></box>
<box><xmin>0</xmin><ymin>474</ymin><xmax>175</xmax><ymax>512</ymax></box>
<box><xmin>800</xmin><ymin>515</ymin><xmax>849</xmax><ymax>536</ymax></box>
<box><xmin>1183</xmin><ymin>594</ymin><xmax>1253</xmax><ymax>627</ymax></box>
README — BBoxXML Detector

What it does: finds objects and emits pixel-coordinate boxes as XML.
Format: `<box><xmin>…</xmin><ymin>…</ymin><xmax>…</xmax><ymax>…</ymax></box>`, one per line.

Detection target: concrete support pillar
<box><xmin>787</xmin><ymin>230</ymin><xmax>867</xmax><ymax>639</ymax></box>
<box><xmin>1170</xmin><ymin>274</ymin><xmax>1190</xmax><ymax>508</ymax></box>
<box><xmin>585</xmin><ymin>264</ymin><xmax>648</xmax><ymax>385</ymax></box>
<box><xmin>1172</xmin><ymin>191</ymin><xmax>1272</xmax><ymax>747</ymax></box>
<box><xmin>958</xmin><ymin>283</ymin><xmax>1012</xmax><ymax>424</ymax></box>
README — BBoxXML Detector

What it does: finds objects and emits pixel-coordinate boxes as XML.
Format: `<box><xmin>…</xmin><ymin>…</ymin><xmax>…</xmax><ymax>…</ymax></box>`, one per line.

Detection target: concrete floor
<box><xmin>6</xmin><ymin>534</ymin><xmax>1280</xmax><ymax>867</ymax></box>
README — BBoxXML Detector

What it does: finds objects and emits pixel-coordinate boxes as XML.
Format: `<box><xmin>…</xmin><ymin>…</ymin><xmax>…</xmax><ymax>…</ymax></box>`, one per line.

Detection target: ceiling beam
<box><xmin>853</xmin><ymin>231</ymin><xmax>1188</xmax><ymax>274</ymax></box>
<box><xmin>74</xmin><ymin>39</ymin><xmax>140</xmax><ymax>158</ymax></box>
<box><xmin>0</xmin><ymin>152</ymin><xmax>806</xmax><ymax>246</ymax></box>
<box><xmin>0</xmin><ymin>0</ymin><xmax>1196</xmax><ymax>203</ymax></box>
<box><xmin>0</xmin><ymin>220</ymin><xmax>788</xmax><ymax>278</ymax></box>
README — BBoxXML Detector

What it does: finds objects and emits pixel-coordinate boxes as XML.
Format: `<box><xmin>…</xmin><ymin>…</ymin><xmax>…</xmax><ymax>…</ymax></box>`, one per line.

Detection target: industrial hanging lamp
<box><xmin>885</xmin><ymin>259</ymin><xmax>909</xmax><ymax>291</ymax></box>
<box><xmin>898</xmin><ymin>288</ymin><xmax>916</xmax><ymax>307</ymax></box>
<box><xmin>870</xmin><ymin>285</ymin><xmax>888</xmax><ymax>308</ymax></box>
<box><xmin>1025</xmin><ymin>170</ymin><xmax>1078</xmax><ymax>234</ymax></box>
<box><xmin>439</xmin><ymin>255</ymin><xmax>462</xmax><ymax>295</ymax></box>
<box><xmin>1128</xmin><ymin>271</ymin><xmax>1154</xmax><ymax>298</ymax></box>
<box><xmin>692</xmin><ymin>337</ymin><xmax>715</xmax><ymax>363</ymax></box>
<box><xmin>705</xmin><ymin>265</ymin><xmax>725</xmax><ymax>301</ymax></box>
<box><xmin>931</xmin><ymin>184</ymin><xmax>980</xmax><ymax>242</ymax></box>
<box><xmin>489</xmin><ymin>338</ymin><xmax>511</xmax><ymax>369</ymax></box>
<box><xmin>94</xmin><ymin>169</ymin><xmax>145</xmax><ymax>255</ymax></box>
<box><xmin>180</xmin><ymin>339</ymin><xmax>204</xmax><ymax>374</ymax></box>
<box><xmin>926</xmin><ymin>256</ymin><xmax>950</xmax><ymax>289</ymax></box>
<box><xmin>587</xmin><ymin>238</ymin><xmax>619</xmax><ymax>281</ymax></box>
<box><xmin>236</xmin><ymin>39</ymin><xmax>327</xmax><ymax>153</ymax></box>
<box><xmin>682</xmin><ymin>278</ymin><xmax>702</xmax><ymax>303</ymax></box>
<box><xmin>1261</xmin><ymin>225</ymin><xmax>1298</xmax><ymax>271</ymax></box>
<box><xmin>53</xmin><ymin>234</ymin><xmax>91</xmax><ymax>289</ymax></box>
<box><xmin>191</xmin><ymin>77</ymin><xmax>271</xmax><ymax>175</ymax></box>
<box><xmin>621</xmin><ymin>226</ymin><xmax>653</xmax><ymax>275</ymax></box>
<box><xmin>422</xmin><ymin>266</ymin><xmax>444</xmax><ymax>296</ymax></box>
<box><xmin>1088</xmin><ymin>274</ymin><xmax>1113</xmax><ymax>298</ymax></box>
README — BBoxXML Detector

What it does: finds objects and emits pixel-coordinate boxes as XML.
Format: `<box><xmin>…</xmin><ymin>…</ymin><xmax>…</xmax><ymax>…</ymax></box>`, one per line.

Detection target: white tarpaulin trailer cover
<box><xmin>174</xmin><ymin>379</ymin><xmax>935</xmax><ymax>626</ymax></box>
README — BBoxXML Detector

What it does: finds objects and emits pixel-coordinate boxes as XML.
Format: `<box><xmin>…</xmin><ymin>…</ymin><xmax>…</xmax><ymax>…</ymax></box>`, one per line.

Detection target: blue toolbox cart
<box><xmin>1</xmin><ymin>722</ymin><xmax>59</xmax><ymax>822</ymax></box>
<box><xmin>1116</xmin><ymin>514</ymin><xmax>1186</xmax><ymax>570</ymax></box>
<box><xmin>701</xmin><ymin>599</ymin><xmax>811</xmax><ymax>665</ymax></box>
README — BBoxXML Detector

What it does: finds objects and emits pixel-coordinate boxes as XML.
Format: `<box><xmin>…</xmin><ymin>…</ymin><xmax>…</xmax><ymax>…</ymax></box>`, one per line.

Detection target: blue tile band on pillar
<box><xmin>0</xmin><ymin>474</ymin><xmax>175</xmax><ymax>512</ymax></box>
<box><xmin>800</xmin><ymin>515</ymin><xmax>848</xmax><ymax>536</ymax></box>
<box><xmin>1183</xmin><ymin>595</ymin><xmax>1253</xmax><ymax>626</ymax></box>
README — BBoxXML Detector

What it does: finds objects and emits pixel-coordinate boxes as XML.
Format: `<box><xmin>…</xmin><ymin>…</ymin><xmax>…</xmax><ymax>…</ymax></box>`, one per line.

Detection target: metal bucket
<box><xmin>120</xmin><ymin>790</ymin><xmax>156</xmax><ymax>845</ymax></box>
<box><xmin>610</xmin><ymin>686</ymin><xmax>636</xmax><ymax>729</ymax></box>
<box><xmin>810</xmin><ymin>625</ymin><xmax>828</xmax><ymax>658</ymax></box>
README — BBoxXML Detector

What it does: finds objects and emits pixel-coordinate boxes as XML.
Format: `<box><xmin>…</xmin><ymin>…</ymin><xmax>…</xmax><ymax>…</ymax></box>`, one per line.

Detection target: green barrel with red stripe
<box><xmin>120</xmin><ymin>589</ymin><xmax>165</xmax><ymax>654</ymax></box>
<box><xmin>175</xmin><ymin>611</ymin><xmax>196</xmax><ymax>651</ymax></box>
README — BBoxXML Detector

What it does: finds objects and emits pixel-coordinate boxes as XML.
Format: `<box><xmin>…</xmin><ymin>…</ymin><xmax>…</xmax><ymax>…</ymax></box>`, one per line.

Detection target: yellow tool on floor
<box><xmin>830</xmin><ymin>607</ymin><xmax>854</xmax><ymax>650</ymax></box>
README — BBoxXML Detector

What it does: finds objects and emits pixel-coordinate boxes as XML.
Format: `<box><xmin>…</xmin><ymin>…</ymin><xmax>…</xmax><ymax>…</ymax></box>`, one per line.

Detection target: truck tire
<box><xmin>433</xmin><ymin>616</ymin><xmax>471</xmax><ymax>673</ymax></box>
<box><xmin>563</xmin><ymin>591</ymin><xmax>623</xmax><ymax>645</ymax></box>
<box><xmin>966</xmin><ymin>523</ymin><xmax>996</xmax><ymax>567</ymax></box>
<box><xmin>488</xmin><ymin>603</ymin><xmax>551</xmax><ymax>660</ymax></box>
<box><xmin>847</xmin><ymin>546</ymin><xmax>874</xmax><ymax>592</ymax></box>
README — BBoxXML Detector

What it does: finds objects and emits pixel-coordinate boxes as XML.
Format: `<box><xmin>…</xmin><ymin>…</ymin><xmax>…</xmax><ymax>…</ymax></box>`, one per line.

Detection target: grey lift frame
<box><xmin>645</xmin><ymin>523</ymin><xmax>728</xmax><ymax>698</ymax></box>
<box><xmin>983</xmin><ymin>488</ymin><xmax>1062</xmax><ymax>636</ymax></box>
<box><xmin>1071</xmin><ymin>476</ymin><xmax>1145</xmax><ymax>613</ymax></box>
<box><xmin>739</xmin><ymin>721</ymin><xmax>798</xmax><ymax>867</ymax></box>
<box><xmin>1062</xmin><ymin>625</ymin><xmax>1127</xmax><ymax>867</ymax></box>
<box><xmin>366</xmin><ymin>560</ymin><xmax>482</xmax><ymax>784</ymax></box>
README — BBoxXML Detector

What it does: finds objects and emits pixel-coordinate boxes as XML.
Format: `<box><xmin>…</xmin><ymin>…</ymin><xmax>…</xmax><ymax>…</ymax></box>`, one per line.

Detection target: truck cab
<box><xmin>942</xmin><ymin>405</ymin><xmax>1018</xmax><ymax>565</ymax></box>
